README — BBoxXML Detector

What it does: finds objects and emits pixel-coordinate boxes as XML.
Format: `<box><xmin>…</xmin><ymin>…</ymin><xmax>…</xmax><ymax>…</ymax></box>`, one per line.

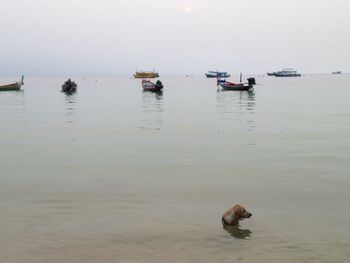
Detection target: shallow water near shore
<box><xmin>1</xmin><ymin>74</ymin><xmax>350</xmax><ymax>262</ymax></box>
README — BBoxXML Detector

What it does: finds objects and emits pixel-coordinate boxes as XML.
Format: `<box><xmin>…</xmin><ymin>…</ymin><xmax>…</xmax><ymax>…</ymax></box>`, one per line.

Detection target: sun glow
<box><xmin>184</xmin><ymin>5</ymin><xmax>192</xmax><ymax>13</ymax></box>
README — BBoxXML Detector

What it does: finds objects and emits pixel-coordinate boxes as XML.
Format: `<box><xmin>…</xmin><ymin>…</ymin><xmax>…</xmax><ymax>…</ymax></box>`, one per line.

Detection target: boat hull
<box><xmin>205</xmin><ymin>73</ymin><xmax>218</xmax><ymax>78</ymax></box>
<box><xmin>219</xmin><ymin>83</ymin><xmax>253</xmax><ymax>91</ymax></box>
<box><xmin>217</xmin><ymin>77</ymin><xmax>255</xmax><ymax>91</ymax></box>
<box><xmin>134</xmin><ymin>72</ymin><xmax>159</xmax><ymax>79</ymax></box>
<box><xmin>142</xmin><ymin>80</ymin><xmax>163</xmax><ymax>92</ymax></box>
<box><xmin>0</xmin><ymin>82</ymin><xmax>22</xmax><ymax>91</ymax></box>
<box><xmin>275</xmin><ymin>74</ymin><xmax>301</xmax><ymax>77</ymax></box>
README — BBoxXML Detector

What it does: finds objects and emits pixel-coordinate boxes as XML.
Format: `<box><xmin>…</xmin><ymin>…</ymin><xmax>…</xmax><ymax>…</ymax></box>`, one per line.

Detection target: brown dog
<box><xmin>222</xmin><ymin>204</ymin><xmax>252</xmax><ymax>226</ymax></box>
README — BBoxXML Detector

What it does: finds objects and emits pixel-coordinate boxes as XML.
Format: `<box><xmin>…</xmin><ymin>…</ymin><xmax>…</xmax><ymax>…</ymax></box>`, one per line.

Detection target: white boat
<box><xmin>205</xmin><ymin>71</ymin><xmax>230</xmax><ymax>78</ymax></box>
<box><xmin>274</xmin><ymin>68</ymin><xmax>301</xmax><ymax>77</ymax></box>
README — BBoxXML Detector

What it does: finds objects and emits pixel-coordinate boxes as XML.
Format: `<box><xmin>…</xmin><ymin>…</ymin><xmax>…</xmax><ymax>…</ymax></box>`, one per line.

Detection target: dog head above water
<box><xmin>222</xmin><ymin>204</ymin><xmax>252</xmax><ymax>226</ymax></box>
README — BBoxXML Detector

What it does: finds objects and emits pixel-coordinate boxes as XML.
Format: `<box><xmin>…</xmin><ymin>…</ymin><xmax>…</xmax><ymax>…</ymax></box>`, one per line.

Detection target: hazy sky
<box><xmin>1</xmin><ymin>0</ymin><xmax>349</xmax><ymax>75</ymax></box>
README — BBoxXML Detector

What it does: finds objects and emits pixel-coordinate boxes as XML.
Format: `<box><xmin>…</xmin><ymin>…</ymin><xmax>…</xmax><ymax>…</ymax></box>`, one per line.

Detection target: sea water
<box><xmin>0</xmin><ymin>74</ymin><xmax>349</xmax><ymax>262</ymax></box>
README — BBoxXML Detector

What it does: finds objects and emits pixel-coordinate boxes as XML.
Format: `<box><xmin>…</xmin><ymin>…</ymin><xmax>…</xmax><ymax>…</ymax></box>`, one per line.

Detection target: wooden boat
<box><xmin>0</xmin><ymin>76</ymin><xmax>24</xmax><ymax>91</ymax></box>
<box><xmin>61</xmin><ymin>79</ymin><xmax>77</xmax><ymax>93</ymax></box>
<box><xmin>134</xmin><ymin>70</ymin><xmax>159</xmax><ymax>79</ymax></box>
<box><xmin>142</xmin><ymin>79</ymin><xmax>163</xmax><ymax>92</ymax></box>
<box><xmin>217</xmin><ymin>76</ymin><xmax>256</xmax><ymax>91</ymax></box>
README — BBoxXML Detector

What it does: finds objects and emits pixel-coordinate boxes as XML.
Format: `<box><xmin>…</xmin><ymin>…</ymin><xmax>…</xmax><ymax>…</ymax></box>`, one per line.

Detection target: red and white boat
<box><xmin>217</xmin><ymin>75</ymin><xmax>255</xmax><ymax>91</ymax></box>
<box><xmin>142</xmin><ymin>79</ymin><xmax>163</xmax><ymax>92</ymax></box>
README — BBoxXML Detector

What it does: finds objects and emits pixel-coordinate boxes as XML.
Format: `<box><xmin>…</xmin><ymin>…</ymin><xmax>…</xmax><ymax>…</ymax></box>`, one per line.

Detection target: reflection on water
<box><xmin>216</xmin><ymin>89</ymin><xmax>256</xmax><ymax>111</ymax></box>
<box><xmin>0</xmin><ymin>90</ymin><xmax>26</xmax><ymax>129</ymax></box>
<box><xmin>216</xmin><ymin>90</ymin><xmax>256</xmax><ymax>132</ymax></box>
<box><xmin>223</xmin><ymin>224</ymin><xmax>252</xmax><ymax>240</ymax></box>
<box><xmin>63</xmin><ymin>92</ymin><xmax>77</xmax><ymax>124</ymax></box>
<box><xmin>140</xmin><ymin>91</ymin><xmax>164</xmax><ymax>130</ymax></box>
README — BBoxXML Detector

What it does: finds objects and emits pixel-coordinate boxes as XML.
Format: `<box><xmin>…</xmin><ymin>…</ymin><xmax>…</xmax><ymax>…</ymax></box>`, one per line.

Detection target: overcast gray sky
<box><xmin>1</xmin><ymin>0</ymin><xmax>349</xmax><ymax>75</ymax></box>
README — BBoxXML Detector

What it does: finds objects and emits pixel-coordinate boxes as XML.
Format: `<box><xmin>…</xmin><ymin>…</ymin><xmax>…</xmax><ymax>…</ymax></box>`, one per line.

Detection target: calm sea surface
<box><xmin>1</xmin><ymin>75</ymin><xmax>350</xmax><ymax>262</ymax></box>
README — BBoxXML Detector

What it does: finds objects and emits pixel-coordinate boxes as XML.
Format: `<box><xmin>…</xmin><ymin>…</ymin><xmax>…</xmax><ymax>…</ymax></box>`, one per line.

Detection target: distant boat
<box><xmin>134</xmin><ymin>70</ymin><xmax>159</xmax><ymax>79</ymax></box>
<box><xmin>332</xmin><ymin>71</ymin><xmax>342</xmax><ymax>74</ymax></box>
<box><xmin>274</xmin><ymin>68</ymin><xmax>301</xmax><ymax>77</ymax></box>
<box><xmin>142</xmin><ymin>79</ymin><xmax>163</xmax><ymax>92</ymax></box>
<box><xmin>267</xmin><ymin>72</ymin><xmax>277</xmax><ymax>76</ymax></box>
<box><xmin>61</xmin><ymin>79</ymin><xmax>77</xmax><ymax>93</ymax></box>
<box><xmin>0</xmin><ymin>76</ymin><xmax>24</xmax><ymax>91</ymax></box>
<box><xmin>205</xmin><ymin>71</ymin><xmax>230</xmax><ymax>78</ymax></box>
<box><xmin>217</xmin><ymin>74</ymin><xmax>256</xmax><ymax>91</ymax></box>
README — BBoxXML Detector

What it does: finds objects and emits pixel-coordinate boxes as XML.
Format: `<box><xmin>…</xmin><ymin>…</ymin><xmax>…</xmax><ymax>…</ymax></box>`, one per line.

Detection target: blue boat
<box><xmin>205</xmin><ymin>71</ymin><xmax>230</xmax><ymax>78</ymax></box>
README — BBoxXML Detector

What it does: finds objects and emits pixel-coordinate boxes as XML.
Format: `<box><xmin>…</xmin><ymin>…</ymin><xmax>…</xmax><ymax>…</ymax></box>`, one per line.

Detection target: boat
<box><xmin>274</xmin><ymin>68</ymin><xmax>301</xmax><ymax>77</ymax></box>
<box><xmin>134</xmin><ymin>70</ymin><xmax>159</xmax><ymax>79</ymax></box>
<box><xmin>61</xmin><ymin>79</ymin><xmax>77</xmax><ymax>93</ymax></box>
<box><xmin>142</xmin><ymin>79</ymin><xmax>163</xmax><ymax>92</ymax></box>
<box><xmin>217</xmin><ymin>75</ymin><xmax>256</xmax><ymax>91</ymax></box>
<box><xmin>0</xmin><ymin>76</ymin><xmax>24</xmax><ymax>91</ymax></box>
<box><xmin>332</xmin><ymin>71</ymin><xmax>342</xmax><ymax>74</ymax></box>
<box><xmin>205</xmin><ymin>71</ymin><xmax>230</xmax><ymax>78</ymax></box>
<box><xmin>267</xmin><ymin>72</ymin><xmax>277</xmax><ymax>76</ymax></box>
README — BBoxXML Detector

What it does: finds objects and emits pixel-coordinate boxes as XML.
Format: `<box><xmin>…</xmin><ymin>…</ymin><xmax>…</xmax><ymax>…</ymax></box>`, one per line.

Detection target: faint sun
<box><xmin>184</xmin><ymin>6</ymin><xmax>192</xmax><ymax>13</ymax></box>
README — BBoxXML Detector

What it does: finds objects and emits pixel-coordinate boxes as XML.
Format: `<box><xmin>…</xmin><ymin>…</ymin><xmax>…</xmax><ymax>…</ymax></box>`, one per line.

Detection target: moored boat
<box><xmin>134</xmin><ymin>70</ymin><xmax>159</xmax><ymax>79</ymax></box>
<box><xmin>217</xmin><ymin>77</ymin><xmax>256</xmax><ymax>91</ymax></box>
<box><xmin>206</xmin><ymin>71</ymin><xmax>230</xmax><ymax>78</ymax></box>
<box><xmin>0</xmin><ymin>76</ymin><xmax>24</xmax><ymax>91</ymax></box>
<box><xmin>142</xmin><ymin>79</ymin><xmax>163</xmax><ymax>92</ymax></box>
<box><xmin>267</xmin><ymin>72</ymin><xmax>277</xmax><ymax>76</ymax></box>
<box><xmin>332</xmin><ymin>71</ymin><xmax>342</xmax><ymax>74</ymax></box>
<box><xmin>61</xmin><ymin>79</ymin><xmax>77</xmax><ymax>93</ymax></box>
<box><xmin>274</xmin><ymin>68</ymin><xmax>301</xmax><ymax>77</ymax></box>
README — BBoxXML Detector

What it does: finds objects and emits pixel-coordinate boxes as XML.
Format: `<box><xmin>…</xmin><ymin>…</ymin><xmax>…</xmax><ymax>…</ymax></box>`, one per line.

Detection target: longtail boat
<box><xmin>134</xmin><ymin>70</ymin><xmax>159</xmax><ymax>79</ymax></box>
<box><xmin>61</xmin><ymin>79</ymin><xmax>77</xmax><ymax>93</ymax></box>
<box><xmin>217</xmin><ymin>75</ymin><xmax>256</xmax><ymax>91</ymax></box>
<box><xmin>0</xmin><ymin>76</ymin><xmax>24</xmax><ymax>91</ymax></box>
<box><xmin>142</xmin><ymin>79</ymin><xmax>163</xmax><ymax>92</ymax></box>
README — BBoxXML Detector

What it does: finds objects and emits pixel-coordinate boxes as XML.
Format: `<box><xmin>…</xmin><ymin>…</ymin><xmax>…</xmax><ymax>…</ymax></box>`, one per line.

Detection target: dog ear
<box><xmin>233</xmin><ymin>205</ymin><xmax>245</xmax><ymax>218</ymax></box>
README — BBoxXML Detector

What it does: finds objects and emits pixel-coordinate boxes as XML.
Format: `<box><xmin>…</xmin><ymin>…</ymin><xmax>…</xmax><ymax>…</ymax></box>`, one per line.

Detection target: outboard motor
<box><xmin>156</xmin><ymin>80</ymin><xmax>163</xmax><ymax>89</ymax></box>
<box><xmin>247</xmin><ymin>77</ymin><xmax>256</xmax><ymax>86</ymax></box>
